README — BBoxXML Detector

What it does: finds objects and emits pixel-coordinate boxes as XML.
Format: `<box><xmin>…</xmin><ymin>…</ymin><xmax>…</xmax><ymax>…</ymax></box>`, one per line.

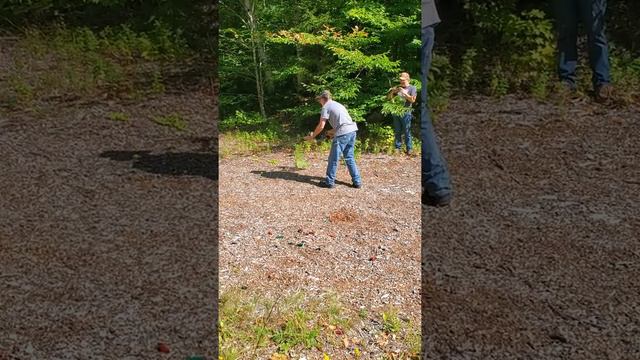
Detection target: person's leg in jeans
<box><xmin>579</xmin><ymin>0</ymin><xmax>611</xmax><ymax>89</ymax></box>
<box><xmin>403</xmin><ymin>112</ymin><xmax>413</xmax><ymax>153</ymax></box>
<box><xmin>325</xmin><ymin>136</ymin><xmax>343</xmax><ymax>186</ymax></box>
<box><xmin>421</xmin><ymin>25</ymin><xmax>451</xmax><ymax>201</ymax></box>
<box><xmin>555</xmin><ymin>0</ymin><xmax>579</xmax><ymax>88</ymax></box>
<box><xmin>341</xmin><ymin>132</ymin><xmax>361</xmax><ymax>186</ymax></box>
<box><xmin>393</xmin><ymin>115</ymin><xmax>403</xmax><ymax>150</ymax></box>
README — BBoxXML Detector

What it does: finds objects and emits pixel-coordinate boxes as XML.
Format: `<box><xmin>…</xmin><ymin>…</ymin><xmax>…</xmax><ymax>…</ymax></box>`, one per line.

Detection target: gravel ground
<box><xmin>423</xmin><ymin>96</ymin><xmax>640</xmax><ymax>359</ymax></box>
<box><xmin>0</xmin><ymin>92</ymin><xmax>218</xmax><ymax>359</ymax></box>
<box><xmin>219</xmin><ymin>151</ymin><xmax>422</xmax><ymax>318</ymax></box>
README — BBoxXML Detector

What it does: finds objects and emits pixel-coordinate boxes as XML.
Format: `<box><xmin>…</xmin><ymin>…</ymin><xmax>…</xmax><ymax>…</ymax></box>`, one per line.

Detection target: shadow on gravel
<box><xmin>101</xmin><ymin>150</ymin><xmax>218</xmax><ymax>180</ymax></box>
<box><xmin>251</xmin><ymin>170</ymin><xmax>352</xmax><ymax>187</ymax></box>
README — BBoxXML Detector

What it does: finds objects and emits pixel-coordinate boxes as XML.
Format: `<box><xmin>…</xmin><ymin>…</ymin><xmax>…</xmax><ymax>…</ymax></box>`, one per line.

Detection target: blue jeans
<box><xmin>421</xmin><ymin>25</ymin><xmax>452</xmax><ymax>198</ymax></box>
<box><xmin>555</xmin><ymin>0</ymin><xmax>611</xmax><ymax>89</ymax></box>
<box><xmin>326</xmin><ymin>131</ymin><xmax>361</xmax><ymax>186</ymax></box>
<box><xmin>393</xmin><ymin>112</ymin><xmax>413</xmax><ymax>151</ymax></box>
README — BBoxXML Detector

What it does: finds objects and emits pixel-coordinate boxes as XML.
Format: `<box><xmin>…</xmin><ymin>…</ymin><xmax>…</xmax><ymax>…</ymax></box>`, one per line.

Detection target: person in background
<box><xmin>387</xmin><ymin>72</ymin><xmax>417</xmax><ymax>155</ymax></box>
<box><xmin>555</xmin><ymin>0</ymin><xmax>614</xmax><ymax>101</ymax></box>
<box><xmin>304</xmin><ymin>90</ymin><xmax>362</xmax><ymax>189</ymax></box>
<box><xmin>421</xmin><ymin>0</ymin><xmax>452</xmax><ymax>207</ymax></box>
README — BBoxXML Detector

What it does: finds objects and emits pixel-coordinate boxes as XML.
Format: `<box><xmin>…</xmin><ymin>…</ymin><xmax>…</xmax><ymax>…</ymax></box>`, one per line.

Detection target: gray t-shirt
<box><xmin>422</xmin><ymin>0</ymin><xmax>441</xmax><ymax>27</ymax></box>
<box><xmin>320</xmin><ymin>100</ymin><xmax>358</xmax><ymax>137</ymax></box>
<box><xmin>398</xmin><ymin>85</ymin><xmax>417</xmax><ymax>107</ymax></box>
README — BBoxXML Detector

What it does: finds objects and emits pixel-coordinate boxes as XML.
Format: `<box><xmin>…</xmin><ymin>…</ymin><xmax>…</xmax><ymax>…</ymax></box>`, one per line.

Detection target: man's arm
<box><xmin>387</xmin><ymin>87</ymin><xmax>400</xmax><ymax>100</ymax></box>
<box><xmin>398</xmin><ymin>87</ymin><xmax>417</xmax><ymax>103</ymax></box>
<box><xmin>304</xmin><ymin>118</ymin><xmax>327</xmax><ymax>140</ymax></box>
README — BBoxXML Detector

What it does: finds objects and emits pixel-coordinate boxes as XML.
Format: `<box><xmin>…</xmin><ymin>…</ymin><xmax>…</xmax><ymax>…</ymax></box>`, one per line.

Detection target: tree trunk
<box><xmin>244</xmin><ymin>0</ymin><xmax>267</xmax><ymax>118</ymax></box>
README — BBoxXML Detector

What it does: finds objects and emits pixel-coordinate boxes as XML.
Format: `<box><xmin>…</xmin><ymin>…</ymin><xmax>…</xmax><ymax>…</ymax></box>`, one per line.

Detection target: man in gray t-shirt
<box><xmin>421</xmin><ymin>0</ymin><xmax>452</xmax><ymax>207</ymax></box>
<box><xmin>387</xmin><ymin>72</ymin><xmax>417</xmax><ymax>155</ymax></box>
<box><xmin>304</xmin><ymin>90</ymin><xmax>361</xmax><ymax>189</ymax></box>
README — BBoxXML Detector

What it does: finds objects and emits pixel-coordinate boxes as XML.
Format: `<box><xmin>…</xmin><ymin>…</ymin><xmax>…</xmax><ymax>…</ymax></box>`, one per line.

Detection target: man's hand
<box><xmin>304</xmin><ymin>132</ymin><xmax>315</xmax><ymax>141</ymax></box>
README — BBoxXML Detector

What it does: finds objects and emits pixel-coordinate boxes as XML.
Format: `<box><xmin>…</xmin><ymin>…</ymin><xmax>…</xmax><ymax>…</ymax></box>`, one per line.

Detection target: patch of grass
<box><xmin>108</xmin><ymin>111</ymin><xmax>129</xmax><ymax>122</ymax></box>
<box><xmin>151</xmin><ymin>113</ymin><xmax>187</xmax><ymax>131</ymax></box>
<box><xmin>404</xmin><ymin>328</ymin><xmax>421</xmax><ymax>357</ymax></box>
<box><xmin>381</xmin><ymin>309</ymin><xmax>402</xmax><ymax>334</ymax></box>
<box><xmin>358</xmin><ymin>308</ymin><xmax>368</xmax><ymax>319</ymax></box>
<box><xmin>219</xmin><ymin>290</ymin><xmax>420</xmax><ymax>359</ymax></box>
<box><xmin>272</xmin><ymin>309</ymin><xmax>320</xmax><ymax>352</ymax></box>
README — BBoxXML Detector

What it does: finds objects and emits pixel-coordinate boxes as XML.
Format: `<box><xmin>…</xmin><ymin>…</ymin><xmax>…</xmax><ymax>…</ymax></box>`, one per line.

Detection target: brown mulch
<box><xmin>219</xmin><ymin>151</ymin><xmax>422</xmax><ymax>319</ymax></box>
<box><xmin>423</xmin><ymin>96</ymin><xmax>640</xmax><ymax>359</ymax></box>
<box><xmin>0</xmin><ymin>90</ymin><xmax>218</xmax><ymax>358</ymax></box>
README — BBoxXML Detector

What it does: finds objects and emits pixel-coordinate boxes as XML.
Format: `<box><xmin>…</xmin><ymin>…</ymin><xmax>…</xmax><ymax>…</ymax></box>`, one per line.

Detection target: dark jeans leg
<box><xmin>579</xmin><ymin>0</ymin><xmax>611</xmax><ymax>88</ymax></box>
<box><xmin>403</xmin><ymin>112</ymin><xmax>413</xmax><ymax>152</ymax></box>
<box><xmin>421</xmin><ymin>25</ymin><xmax>451</xmax><ymax>197</ymax></box>
<box><xmin>555</xmin><ymin>0</ymin><xmax>579</xmax><ymax>87</ymax></box>
<box><xmin>393</xmin><ymin>115</ymin><xmax>403</xmax><ymax>149</ymax></box>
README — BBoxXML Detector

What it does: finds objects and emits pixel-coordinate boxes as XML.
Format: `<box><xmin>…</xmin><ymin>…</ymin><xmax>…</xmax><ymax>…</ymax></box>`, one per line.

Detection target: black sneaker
<box><xmin>318</xmin><ymin>181</ymin><xmax>335</xmax><ymax>188</ymax></box>
<box><xmin>422</xmin><ymin>192</ymin><xmax>452</xmax><ymax>207</ymax></box>
<box><xmin>352</xmin><ymin>183</ymin><xmax>362</xmax><ymax>189</ymax></box>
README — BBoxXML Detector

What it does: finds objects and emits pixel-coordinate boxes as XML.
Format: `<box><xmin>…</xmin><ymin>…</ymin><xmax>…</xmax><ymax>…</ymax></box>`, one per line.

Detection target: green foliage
<box><xmin>459</xmin><ymin>48</ymin><xmax>478</xmax><ymax>90</ymax></box>
<box><xmin>380</xmin><ymin>96</ymin><xmax>409</xmax><ymax>117</ymax></box>
<box><xmin>220</xmin><ymin>0</ymin><xmax>420</xmax><ymax>145</ymax></box>
<box><xmin>362</xmin><ymin>124</ymin><xmax>395</xmax><ymax>154</ymax></box>
<box><xmin>220</xmin><ymin>111</ymin><xmax>275</xmax><ymax>132</ymax></box>
<box><xmin>428</xmin><ymin>54</ymin><xmax>452</xmax><ymax>111</ymax></box>
<box><xmin>610</xmin><ymin>48</ymin><xmax>640</xmax><ymax>98</ymax></box>
<box><xmin>463</xmin><ymin>3</ymin><xmax>556</xmax><ymax>95</ymax></box>
<box><xmin>216</xmin><ymin>0</ymin><xmax>640</xmax><ymax>157</ymax></box>
<box><xmin>489</xmin><ymin>63</ymin><xmax>509</xmax><ymax>97</ymax></box>
<box><xmin>5</xmin><ymin>24</ymin><xmax>190</xmax><ymax>105</ymax></box>
<box><xmin>1</xmin><ymin>0</ymin><xmax>214</xmax><ymax>50</ymax></box>
<box><xmin>293</xmin><ymin>142</ymin><xmax>311</xmax><ymax>170</ymax></box>
<box><xmin>220</xmin><ymin>130</ymin><xmax>284</xmax><ymax>157</ymax></box>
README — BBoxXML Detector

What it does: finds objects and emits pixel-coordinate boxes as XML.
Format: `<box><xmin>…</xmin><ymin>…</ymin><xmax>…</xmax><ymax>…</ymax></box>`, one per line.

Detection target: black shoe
<box><xmin>422</xmin><ymin>192</ymin><xmax>452</xmax><ymax>207</ymax></box>
<box><xmin>352</xmin><ymin>183</ymin><xmax>362</xmax><ymax>189</ymax></box>
<box><xmin>318</xmin><ymin>181</ymin><xmax>335</xmax><ymax>188</ymax></box>
<box><xmin>595</xmin><ymin>83</ymin><xmax>615</xmax><ymax>103</ymax></box>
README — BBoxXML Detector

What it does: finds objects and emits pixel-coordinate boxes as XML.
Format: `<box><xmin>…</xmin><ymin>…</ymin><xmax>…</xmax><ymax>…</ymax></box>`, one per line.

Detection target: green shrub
<box><xmin>364</xmin><ymin>124</ymin><xmax>395</xmax><ymax>154</ymax></box>
<box><xmin>293</xmin><ymin>142</ymin><xmax>311</xmax><ymax>169</ymax></box>
<box><xmin>5</xmin><ymin>23</ymin><xmax>191</xmax><ymax>104</ymax></box>
<box><xmin>220</xmin><ymin>111</ymin><xmax>274</xmax><ymax>132</ymax></box>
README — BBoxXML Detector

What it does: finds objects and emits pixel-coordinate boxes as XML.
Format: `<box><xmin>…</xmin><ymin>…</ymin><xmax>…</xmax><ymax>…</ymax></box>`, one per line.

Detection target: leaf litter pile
<box><xmin>0</xmin><ymin>40</ymin><xmax>218</xmax><ymax>359</ymax></box>
<box><xmin>424</xmin><ymin>96</ymin><xmax>640</xmax><ymax>359</ymax></box>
